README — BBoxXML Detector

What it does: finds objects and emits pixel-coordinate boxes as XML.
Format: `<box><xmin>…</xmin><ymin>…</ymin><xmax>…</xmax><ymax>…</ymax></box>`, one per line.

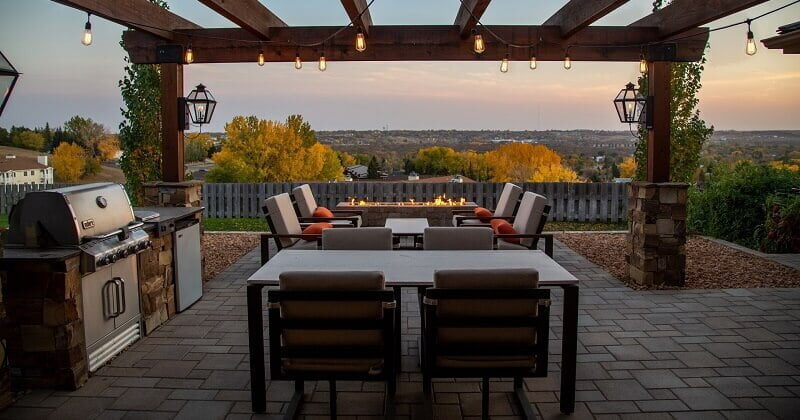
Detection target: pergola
<box><xmin>51</xmin><ymin>0</ymin><xmax>770</xmax><ymax>184</ymax></box>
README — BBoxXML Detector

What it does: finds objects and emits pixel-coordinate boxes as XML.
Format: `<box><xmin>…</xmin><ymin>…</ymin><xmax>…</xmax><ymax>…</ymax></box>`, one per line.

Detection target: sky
<box><xmin>0</xmin><ymin>0</ymin><xmax>799</xmax><ymax>132</ymax></box>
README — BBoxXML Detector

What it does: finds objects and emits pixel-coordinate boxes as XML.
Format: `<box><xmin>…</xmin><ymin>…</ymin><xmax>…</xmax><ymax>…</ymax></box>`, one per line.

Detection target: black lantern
<box><xmin>181</xmin><ymin>84</ymin><xmax>216</xmax><ymax>129</ymax></box>
<box><xmin>0</xmin><ymin>50</ymin><xmax>20</xmax><ymax>118</ymax></box>
<box><xmin>613</xmin><ymin>82</ymin><xmax>647</xmax><ymax>125</ymax></box>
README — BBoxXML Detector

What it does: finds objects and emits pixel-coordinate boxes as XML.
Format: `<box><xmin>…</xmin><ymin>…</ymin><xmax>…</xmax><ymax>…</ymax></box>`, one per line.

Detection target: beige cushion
<box><xmin>322</xmin><ymin>227</ymin><xmax>392</xmax><ymax>250</ymax></box>
<box><xmin>423</xmin><ymin>227</ymin><xmax>493</xmax><ymax>250</ymax></box>
<box><xmin>264</xmin><ymin>193</ymin><xmax>302</xmax><ymax>248</ymax></box>
<box><xmin>451</xmin><ymin>215</ymin><xmax>486</xmax><ymax>227</ymax></box>
<box><xmin>513</xmin><ymin>192</ymin><xmax>547</xmax><ymax>247</ymax></box>
<box><xmin>292</xmin><ymin>184</ymin><xmax>317</xmax><ymax>218</ymax></box>
<box><xmin>494</xmin><ymin>183</ymin><xmax>523</xmax><ymax>218</ymax></box>
<box><xmin>288</xmin><ymin>239</ymin><xmax>319</xmax><ymax>250</ymax></box>
<box><xmin>496</xmin><ymin>240</ymin><xmax>528</xmax><ymax>250</ymax></box>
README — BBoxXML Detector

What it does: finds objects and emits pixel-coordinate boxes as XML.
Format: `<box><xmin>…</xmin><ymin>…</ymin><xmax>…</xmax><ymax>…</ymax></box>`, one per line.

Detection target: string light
<box><xmin>529</xmin><ymin>51</ymin><xmax>537</xmax><ymax>70</ymax></box>
<box><xmin>318</xmin><ymin>50</ymin><xmax>327</xmax><ymax>72</ymax></box>
<box><xmin>294</xmin><ymin>52</ymin><xmax>302</xmax><ymax>69</ymax></box>
<box><xmin>355</xmin><ymin>27</ymin><xmax>366</xmax><ymax>52</ymax></box>
<box><xmin>639</xmin><ymin>53</ymin><xmax>648</xmax><ymax>74</ymax></box>
<box><xmin>185</xmin><ymin>43</ymin><xmax>194</xmax><ymax>64</ymax></box>
<box><xmin>81</xmin><ymin>13</ymin><xmax>92</xmax><ymax>46</ymax></box>
<box><xmin>472</xmin><ymin>29</ymin><xmax>485</xmax><ymax>54</ymax></box>
<box><xmin>500</xmin><ymin>50</ymin><xmax>509</xmax><ymax>73</ymax></box>
<box><xmin>746</xmin><ymin>19</ymin><xmax>757</xmax><ymax>55</ymax></box>
<box><xmin>257</xmin><ymin>48</ymin><xmax>265</xmax><ymax>66</ymax></box>
<box><xmin>563</xmin><ymin>52</ymin><xmax>571</xmax><ymax>70</ymax></box>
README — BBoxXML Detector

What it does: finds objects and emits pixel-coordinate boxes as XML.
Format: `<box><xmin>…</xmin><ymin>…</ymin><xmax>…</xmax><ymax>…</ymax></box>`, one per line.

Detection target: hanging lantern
<box><xmin>184</xmin><ymin>84</ymin><xmax>217</xmax><ymax>126</ymax></box>
<box><xmin>613</xmin><ymin>82</ymin><xmax>646</xmax><ymax>124</ymax></box>
<box><xmin>0</xmin><ymin>50</ymin><xmax>20</xmax><ymax>118</ymax></box>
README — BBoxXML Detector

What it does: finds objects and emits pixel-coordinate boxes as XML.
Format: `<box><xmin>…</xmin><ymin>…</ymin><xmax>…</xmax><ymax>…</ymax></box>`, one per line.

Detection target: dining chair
<box><xmin>267</xmin><ymin>271</ymin><xmax>397</xmax><ymax>419</ymax></box>
<box><xmin>492</xmin><ymin>192</ymin><xmax>554</xmax><ymax>257</ymax></box>
<box><xmin>261</xmin><ymin>193</ymin><xmax>331</xmax><ymax>264</ymax></box>
<box><xmin>322</xmin><ymin>227</ymin><xmax>393</xmax><ymax>250</ymax></box>
<box><xmin>453</xmin><ymin>182</ymin><xmax>522</xmax><ymax>226</ymax></box>
<box><xmin>422</xmin><ymin>227</ymin><xmax>494</xmax><ymax>250</ymax></box>
<box><xmin>421</xmin><ymin>268</ymin><xmax>550</xmax><ymax>420</ymax></box>
<box><xmin>292</xmin><ymin>184</ymin><xmax>362</xmax><ymax>226</ymax></box>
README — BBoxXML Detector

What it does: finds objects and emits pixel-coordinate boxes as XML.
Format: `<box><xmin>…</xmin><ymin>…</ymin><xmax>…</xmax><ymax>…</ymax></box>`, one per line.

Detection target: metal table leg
<box><xmin>393</xmin><ymin>286</ymin><xmax>403</xmax><ymax>371</ymax></box>
<box><xmin>247</xmin><ymin>284</ymin><xmax>267</xmax><ymax>413</ymax></box>
<box><xmin>560</xmin><ymin>284</ymin><xmax>578</xmax><ymax>414</ymax></box>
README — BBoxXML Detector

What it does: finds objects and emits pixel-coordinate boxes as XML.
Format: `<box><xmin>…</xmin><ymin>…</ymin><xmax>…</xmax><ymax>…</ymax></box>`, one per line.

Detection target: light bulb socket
<box><xmin>85</xmin><ymin>21</ymin><xmax>91</xmax><ymax>30</ymax></box>
<box><xmin>747</xmin><ymin>30</ymin><xmax>754</xmax><ymax>40</ymax></box>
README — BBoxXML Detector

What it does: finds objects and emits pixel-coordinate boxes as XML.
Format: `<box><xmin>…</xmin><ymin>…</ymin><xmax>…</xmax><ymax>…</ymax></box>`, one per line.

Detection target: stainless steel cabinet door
<box><xmin>81</xmin><ymin>265</ymin><xmax>117</xmax><ymax>347</ymax></box>
<box><xmin>111</xmin><ymin>255</ymin><xmax>141</xmax><ymax>327</ymax></box>
<box><xmin>175</xmin><ymin>222</ymin><xmax>202</xmax><ymax>311</ymax></box>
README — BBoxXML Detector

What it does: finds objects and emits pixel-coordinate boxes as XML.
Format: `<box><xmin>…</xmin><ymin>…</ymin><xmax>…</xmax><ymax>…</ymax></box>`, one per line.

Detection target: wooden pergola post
<box><xmin>646</xmin><ymin>61</ymin><xmax>671</xmax><ymax>182</ymax></box>
<box><xmin>160</xmin><ymin>63</ymin><xmax>185</xmax><ymax>182</ymax></box>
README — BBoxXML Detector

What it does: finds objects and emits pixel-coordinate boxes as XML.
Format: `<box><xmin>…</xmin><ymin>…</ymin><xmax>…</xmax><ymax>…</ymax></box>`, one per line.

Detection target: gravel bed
<box><xmin>202</xmin><ymin>233</ymin><xmax>260</xmax><ymax>281</ymax></box>
<box><xmin>556</xmin><ymin>233</ymin><xmax>800</xmax><ymax>289</ymax></box>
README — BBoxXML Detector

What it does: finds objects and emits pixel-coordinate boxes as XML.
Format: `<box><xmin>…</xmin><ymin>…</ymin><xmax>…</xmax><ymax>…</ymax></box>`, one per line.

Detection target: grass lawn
<box><xmin>0</xmin><ymin>214</ymin><xmax>7</xmax><ymax>229</ymax></box>
<box><xmin>201</xmin><ymin>217</ymin><xmax>626</xmax><ymax>232</ymax></box>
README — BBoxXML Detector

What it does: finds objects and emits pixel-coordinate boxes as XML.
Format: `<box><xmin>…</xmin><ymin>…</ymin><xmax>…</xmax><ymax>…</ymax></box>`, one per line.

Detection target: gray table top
<box><xmin>384</xmin><ymin>218</ymin><xmax>429</xmax><ymax>235</ymax></box>
<box><xmin>248</xmin><ymin>250</ymin><xmax>579</xmax><ymax>287</ymax></box>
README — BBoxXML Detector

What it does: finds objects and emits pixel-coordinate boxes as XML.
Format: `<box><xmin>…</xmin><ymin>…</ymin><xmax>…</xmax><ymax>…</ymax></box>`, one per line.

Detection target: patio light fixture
<box><xmin>472</xmin><ymin>29</ymin><xmax>485</xmax><ymax>54</ymax></box>
<box><xmin>257</xmin><ymin>48</ymin><xmax>265</xmax><ymax>66</ymax></box>
<box><xmin>613</xmin><ymin>82</ymin><xmax>649</xmax><ymax>127</ymax></box>
<box><xmin>639</xmin><ymin>53</ymin><xmax>648</xmax><ymax>74</ymax></box>
<box><xmin>0</xmin><ymin>50</ymin><xmax>20</xmax><ymax>118</ymax></box>
<box><xmin>82</xmin><ymin>13</ymin><xmax>93</xmax><ymax>46</ymax></box>
<box><xmin>179</xmin><ymin>84</ymin><xmax>216</xmax><ymax>131</ymax></box>
<box><xmin>563</xmin><ymin>52</ymin><xmax>571</xmax><ymax>70</ymax></box>
<box><xmin>746</xmin><ymin>19</ymin><xmax>757</xmax><ymax>55</ymax></box>
<box><xmin>355</xmin><ymin>27</ymin><xmax>367</xmax><ymax>52</ymax></box>
<box><xmin>184</xmin><ymin>43</ymin><xmax>194</xmax><ymax>64</ymax></box>
<box><xmin>294</xmin><ymin>52</ymin><xmax>302</xmax><ymax>69</ymax></box>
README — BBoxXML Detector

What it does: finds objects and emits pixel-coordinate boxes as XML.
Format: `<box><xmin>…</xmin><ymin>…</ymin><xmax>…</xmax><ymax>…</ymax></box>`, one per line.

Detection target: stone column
<box><xmin>142</xmin><ymin>181</ymin><xmax>203</xmax><ymax>207</ymax></box>
<box><xmin>626</xmin><ymin>182</ymin><xmax>688</xmax><ymax>288</ymax></box>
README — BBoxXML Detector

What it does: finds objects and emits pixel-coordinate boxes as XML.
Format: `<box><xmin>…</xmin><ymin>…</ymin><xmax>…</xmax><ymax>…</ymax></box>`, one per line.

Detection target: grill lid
<box><xmin>7</xmin><ymin>183</ymin><xmax>136</xmax><ymax>247</ymax></box>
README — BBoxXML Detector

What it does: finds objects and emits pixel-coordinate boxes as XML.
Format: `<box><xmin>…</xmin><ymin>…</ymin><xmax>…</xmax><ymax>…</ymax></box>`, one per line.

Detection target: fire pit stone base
<box><xmin>335</xmin><ymin>202</ymin><xmax>478</xmax><ymax>227</ymax></box>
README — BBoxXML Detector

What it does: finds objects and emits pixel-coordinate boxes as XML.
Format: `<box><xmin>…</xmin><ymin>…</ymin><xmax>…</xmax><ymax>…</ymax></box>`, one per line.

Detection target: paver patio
<box><xmin>2</xmin><ymin>239</ymin><xmax>799</xmax><ymax>419</ymax></box>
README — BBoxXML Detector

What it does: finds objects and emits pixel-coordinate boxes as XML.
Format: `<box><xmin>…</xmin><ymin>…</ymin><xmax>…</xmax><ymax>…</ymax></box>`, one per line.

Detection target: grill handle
<box><xmin>84</xmin><ymin>222</ymin><xmax>145</xmax><ymax>241</ymax></box>
<box><xmin>103</xmin><ymin>280</ymin><xmax>119</xmax><ymax>319</ymax></box>
<box><xmin>115</xmin><ymin>277</ymin><xmax>127</xmax><ymax>316</ymax></box>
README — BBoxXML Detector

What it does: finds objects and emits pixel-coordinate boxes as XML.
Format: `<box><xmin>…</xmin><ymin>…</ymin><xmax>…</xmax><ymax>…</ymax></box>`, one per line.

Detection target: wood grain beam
<box><xmin>630</xmin><ymin>0</ymin><xmax>768</xmax><ymax>38</ymax></box>
<box><xmin>454</xmin><ymin>0</ymin><xmax>492</xmax><ymax>38</ymax></box>
<box><xmin>544</xmin><ymin>0</ymin><xmax>629</xmax><ymax>38</ymax></box>
<box><xmin>51</xmin><ymin>0</ymin><xmax>200</xmax><ymax>40</ymax></box>
<box><xmin>340</xmin><ymin>0</ymin><xmax>373</xmax><ymax>35</ymax></box>
<box><xmin>763</xmin><ymin>31</ymin><xmax>800</xmax><ymax>54</ymax></box>
<box><xmin>122</xmin><ymin>25</ymin><xmax>709</xmax><ymax>64</ymax></box>
<box><xmin>198</xmin><ymin>0</ymin><xmax>286</xmax><ymax>40</ymax></box>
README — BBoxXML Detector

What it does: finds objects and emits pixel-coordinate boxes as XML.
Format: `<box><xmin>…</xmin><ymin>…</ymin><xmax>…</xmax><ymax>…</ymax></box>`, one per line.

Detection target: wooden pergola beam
<box><xmin>630</xmin><ymin>0</ymin><xmax>769</xmax><ymax>38</ymax></box>
<box><xmin>51</xmin><ymin>0</ymin><xmax>200</xmax><ymax>40</ymax></box>
<box><xmin>454</xmin><ymin>0</ymin><xmax>492</xmax><ymax>38</ymax></box>
<box><xmin>122</xmin><ymin>25</ymin><xmax>709</xmax><ymax>64</ymax></box>
<box><xmin>340</xmin><ymin>0</ymin><xmax>373</xmax><ymax>35</ymax></box>
<box><xmin>544</xmin><ymin>0</ymin><xmax>629</xmax><ymax>38</ymax></box>
<box><xmin>763</xmin><ymin>31</ymin><xmax>800</xmax><ymax>54</ymax></box>
<box><xmin>197</xmin><ymin>0</ymin><xmax>286</xmax><ymax>40</ymax></box>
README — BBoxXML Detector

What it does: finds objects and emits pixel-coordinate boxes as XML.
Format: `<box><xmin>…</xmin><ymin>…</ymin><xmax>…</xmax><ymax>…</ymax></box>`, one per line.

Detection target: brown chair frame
<box><xmin>267</xmin><ymin>289</ymin><xmax>397</xmax><ymax>419</ymax></box>
<box><xmin>260</xmin><ymin>205</ymin><xmax>355</xmax><ymax>264</ymax></box>
<box><xmin>422</xmin><ymin>287</ymin><xmax>551</xmax><ymax>420</ymax></box>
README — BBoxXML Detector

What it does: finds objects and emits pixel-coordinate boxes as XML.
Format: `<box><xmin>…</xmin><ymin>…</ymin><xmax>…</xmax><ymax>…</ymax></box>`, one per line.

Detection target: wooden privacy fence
<box><xmin>202</xmin><ymin>182</ymin><xmax>630</xmax><ymax>222</ymax></box>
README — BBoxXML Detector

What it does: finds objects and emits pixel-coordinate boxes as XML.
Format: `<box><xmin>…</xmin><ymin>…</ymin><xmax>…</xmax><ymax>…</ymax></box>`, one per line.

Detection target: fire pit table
<box><xmin>336</xmin><ymin>199</ymin><xmax>478</xmax><ymax>227</ymax></box>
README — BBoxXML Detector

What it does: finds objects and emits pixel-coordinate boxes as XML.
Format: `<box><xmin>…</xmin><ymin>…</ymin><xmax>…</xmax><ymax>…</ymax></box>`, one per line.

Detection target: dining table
<box><xmin>246</xmin><ymin>249</ymin><xmax>579</xmax><ymax>415</ymax></box>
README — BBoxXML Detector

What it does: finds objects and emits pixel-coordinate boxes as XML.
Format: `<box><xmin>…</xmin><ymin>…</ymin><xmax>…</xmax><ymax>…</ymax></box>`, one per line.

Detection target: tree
<box><xmin>185</xmin><ymin>133</ymin><xmax>213</xmax><ymax>162</ymax></box>
<box><xmin>486</xmin><ymin>143</ymin><xmax>577</xmax><ymax>182</ymax></box>
<box><xmin>52</xmin><ymin>142</ymin><xmax>86</xmax><ymax>182</ymax></box>
<box><xmin>367</xmin><ymin>156</ymin><xmax>380</xmax><ymax>179</ymax></box>
<box><xmin>118</xmin><ymin>1</ymin><xmax>167</xmax><ymax>202</ymax></box>
<box><xmin>11</xmin><ymin>130</ymin><xmax>45</xmax><ymax>151</ymax></box>
<box><xmin>411</xmin><ymin>147</ymin><xmax>465</xmax><ymax>175</ymax></box>
<box><xmin>610</xmin><ymin>162</ymin><xmax>621</xmax><ymax>179</ymax></box>
<box><xmin>619</xmin><ymin>156</ymin><xmax>637</xmax><ymax>178</ymax></box>
<box><xmin>64</xmin><ymin>116</ymin><xmax>106</xmax><ymax>157</ymax></box>
<box><xmin>286</xmin><ymin>115</ymin><xmax>317</xmax><ymax>147</ymax></box>
<box><xmin>97</xmin><ymin>135</ymin><xmax>121</xmax><ymax>161</ymax></box>
<box><xmin>633</xmin><ymin>0</ymin><xmax>714</xmax><ymax>183</ymax></box>
<box><xmin>0</xmin><ymin>127</ymin><xmax>9</xmax><ymax>146</ymax></box>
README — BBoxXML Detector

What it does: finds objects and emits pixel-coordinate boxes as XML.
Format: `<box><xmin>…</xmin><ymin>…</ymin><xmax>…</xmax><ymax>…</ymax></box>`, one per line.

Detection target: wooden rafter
<box><xmin>544</xmin><ymin>0</ymin><xmax>629</xmax><ymax>38</ymax></box>
<box><xmin>340</xmin><ymin>0</ymin><xmax>373</xmax><ymax>35</ymax></box>
<box><xmin>454</xmin><ymin>0</ymin><xmax>492</xmax><ymax>38</ymax></box>
<box><xmin>763</xmin><ymin>31</ymin><xmax>800</xmax><ymax>54</ymax></box>
<box><xmin>198</xmin><ymin>0</ymin><xmax>286</xmax><ymax>40</ymax></box>
<box><xmin>630</xmin><ymin>0</ymin><xmax>769</xmax><ymax>38</ymax></box>
<box><xmin>51</xmin><ymin>0</ymin><xmax>200</xmax><ymax>40</ymax></box>
<box><xmin>122</xmin><ymin>25</ymin><xmax>709</xmax><ymax>64</ymax></box>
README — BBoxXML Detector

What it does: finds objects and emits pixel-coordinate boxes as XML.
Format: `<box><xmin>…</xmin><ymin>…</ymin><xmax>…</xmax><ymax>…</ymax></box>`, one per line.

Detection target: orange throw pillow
<box><xmin>473</xmin><ymin>207</ymin><xmax>493</xmax><ymax>223</ymax></box>
<box><xmin>313</xmin><ymin>206</ymin><xmax>335</xmax><ymax>218</ymax></box>
<box><xmin>301</xmin><ymin>222</ymin><xmax>333</xmax><ymax>241</ymax></box>
<box><xmin>490</xmin><ymin>219</ymin><xmax>520</xmax><ymax>244</ymax></box>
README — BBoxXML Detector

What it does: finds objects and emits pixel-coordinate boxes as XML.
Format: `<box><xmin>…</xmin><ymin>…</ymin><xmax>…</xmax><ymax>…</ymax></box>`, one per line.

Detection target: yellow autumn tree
<box><xmin>52</xmin><ymin>142</ymin><xmax>86</xmax><ymax>182</ymax></box>
<box><xmin>619</xmin><ymin>156</ymin><xmax>637</xmax><ymax>178</ymax></box>
<box><xmin>485</xmin><ymin>143</ymin><xmax>577</xmax><ymax>182</ymax></box>
<box><xmin>97</xmin><ymin>135</ymin><xmax>121</xmax><ymax>161</ymax></box>
<box><xmin>206</xmin><ymin>116</ymin><xmax>343</xmax><ymax>182</ymax></box>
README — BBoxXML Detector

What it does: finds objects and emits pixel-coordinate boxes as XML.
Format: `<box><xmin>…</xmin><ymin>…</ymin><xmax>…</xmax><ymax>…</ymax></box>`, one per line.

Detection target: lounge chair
<box><xmin>267</xmin><ymin>271</ymin><xmax>397</xmax><ymax>419</ymax></box>
<box><xmin>322</xmin><ymin>227</ymin><xmax>393</xmax><ymax>250</ymax></box>
<box><xmin>422</xmin><ymin>227</ymin><xmax>494</xmax><ymax>250</ymax></box>
<box><xmin>292</xmin><ymin>184</ymin><xmax>362</xmax><ymax>227</ymax></box>
<box><xmin>453</xmin><ymin>182</ymin><xmax>522</xmax><ymax>226</ymax></box>
<box><xmin>421</xmin><ymin>268</ymin><xmax>550</xmax><ymax>420</ymax></box>
<box><xmin>492</xmin><ymin>192</ymin><xmax>554</xmax><ymax>257</ymax></box>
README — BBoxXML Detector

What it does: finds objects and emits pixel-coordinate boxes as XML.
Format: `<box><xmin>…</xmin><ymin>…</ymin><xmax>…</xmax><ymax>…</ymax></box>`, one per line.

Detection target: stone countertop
<box><xmin>0</xmin><ymin>247</ymin><xmax>80</xmax><ymax>262</ymax></box>
<box><xmin>135</xmin><ymin>206</ymin><xmax>204</xmax><ymax>224</ymax></box>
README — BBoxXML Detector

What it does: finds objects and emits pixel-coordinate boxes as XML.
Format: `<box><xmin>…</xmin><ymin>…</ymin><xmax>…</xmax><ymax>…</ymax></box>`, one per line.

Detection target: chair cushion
<box><xmin>494</xmin><ymin>183</ymin><xmax>523</xmax><ymax>218</ymax></box>
<box><xmin>452</xmin><ymin>215</ymin><xmax>485</xmax><ymax>226</ymax></box>
<box><xmin>490</xmin><ymin>219</ymin><xmax>520</xmax><ymax>244</ymax></box>
<box><xmin>301</xmin><ymin>222</ymin><xmax>333</xmax><ymax>240</ymax></box>
<box><xmin>265</xmin><ymin>193</ymin><xmax>302</xmax><ymax>248</ymax></box>
<box><xmin>473</xmin><ymin>207</ymin><xmax>493</xmax><ymax>223</ymax></box>
<box><xmin>313</xmin><ymin>206</ymin><xmax>335</xmax><ymax>218</ymax></box>
<box><xmin>436</xmin><ymin>355</ymin><xmax>535</xmax><ymax>369</ymax></box>
<box><xmin>283</xmin><ymin>358</ymin><xmax>384</xmax><ymax>374</ymax></box>
<box><xmin>292</xmin><ymin>184</ymin><xmax>317</xmax><ymax>218</ymax></box>
<box><xmin>322</xmin><ymin>227</ymin><xmax>392</xmax><ymax>250</ymax></box>
<box><xmin>496</xmin><ymin>240</ymin><xmax>528</xmax><ymax>250</ymax></box>
<box><xmin>513</xmin><ymin>192</ymin><xmax>547</xmax><ymax>247</ymax></box>
<box><xmin>423</xmin><ymin>227</ymin><xmax>493</xmax><ymax>250</ymax></box>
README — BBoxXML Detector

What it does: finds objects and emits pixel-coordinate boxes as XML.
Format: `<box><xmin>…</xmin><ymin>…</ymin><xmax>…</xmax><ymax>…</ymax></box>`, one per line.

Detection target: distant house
<box><xmin>0</xmin><ymin>155</ymin><xmax>54</xmax><ymax>185</ymax></box>
<box><xmin>345</xmin><ymin>165</ymin><xmax>369</xmax><ymax>179</ymax></box>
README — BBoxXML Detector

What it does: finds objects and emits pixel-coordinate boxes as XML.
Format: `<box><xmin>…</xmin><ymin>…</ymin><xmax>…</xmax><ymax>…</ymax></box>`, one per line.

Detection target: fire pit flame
<box><xmin>346</xmin><ymin>195</ymin><xmax>467</xmax><ymax>206</ymax></box>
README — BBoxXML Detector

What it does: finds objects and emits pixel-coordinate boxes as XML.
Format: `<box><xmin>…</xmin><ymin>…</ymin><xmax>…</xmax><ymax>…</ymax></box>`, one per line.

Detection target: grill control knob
<box><xmin>108</xmin><ymin>253</ymin><xmax>118</xmax><ymax>263</ymax></box>
<box><xmin>98</xmin><ymin>257</ymin><xmax>109</xmax><ymax>266</ymax></box>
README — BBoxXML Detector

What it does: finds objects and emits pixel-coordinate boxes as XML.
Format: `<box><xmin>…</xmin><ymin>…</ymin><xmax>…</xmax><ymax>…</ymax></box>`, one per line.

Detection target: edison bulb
<box><xmin>746</xmin><ymin>30</ymin><xmax>757</xmax><ymax>55</ymax></box>
<box><xmin>563</xmin><ymin>54</ymin><xmax>571</xmax><ymax>70</ymax></box>
<box><xmin>529</xmin><ymin>55</ymin><xmax>537</xmax><ymax>70</ymax></box>
<box><xmin>294</xmin><ymin>54</ymin><xmax>302</xmax><ymax>70</ymax></box>
<box><xmin>257</xmin><ymin>51</ymin><xmax>265</xmax><ymax>66</ymax></box>
<box><xmin>355</xmin><ymin>28</ymin><xmax>366</xmax><ymax>52</ymax></box>
<box><xmin>318</xmin><ymin>55</ymin><xmax>327</xmax><ymax>72</ymax></box>
<box><xmin>500</xmin><ymin>56</ymin><xmax>509</xmax><ymax>73</ymax></box>
<box><xmin>639</xmin><ymin>57</ymin><xmax>648</xmax><ymax>74</ymax></box>
<box><xmin>185</xmin><ymin>47</ymin><xmax>194</xmax><ymax>64</ymax></box>
<box><xmin>473</xmin><ymin>34</ymin><xmax>485</xmax><ymax>54</ymax></box>
<box><xmin>82</xmin><ymin>24</ymin><xmax>92</xmax><ymax>46</ymax></box>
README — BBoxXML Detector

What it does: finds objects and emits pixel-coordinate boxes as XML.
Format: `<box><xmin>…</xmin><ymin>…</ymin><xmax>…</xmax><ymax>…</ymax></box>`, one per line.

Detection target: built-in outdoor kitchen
<box><xmin>0</xmin><ymin>182</ymin><xmax>203</xmax><ymax>390</ymax></box>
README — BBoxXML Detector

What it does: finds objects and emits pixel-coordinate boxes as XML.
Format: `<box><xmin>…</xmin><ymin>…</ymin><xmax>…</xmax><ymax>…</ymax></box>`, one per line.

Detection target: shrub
<box><xmin>687</xmin><ymin>162</ymin><xmax>800</xmax><ymax>249</ymax></box>
<box><xmin>757</xmin><ymin>194</ymin><xmax>800</xmax><ymax>253</ymax></box>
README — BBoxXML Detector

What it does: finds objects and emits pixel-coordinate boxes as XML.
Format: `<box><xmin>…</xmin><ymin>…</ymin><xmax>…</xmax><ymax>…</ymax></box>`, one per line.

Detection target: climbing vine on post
<box><xmin>118</xmin><ymin>0</ymin><xmax>169</xmax><ymax>203</ymax></box>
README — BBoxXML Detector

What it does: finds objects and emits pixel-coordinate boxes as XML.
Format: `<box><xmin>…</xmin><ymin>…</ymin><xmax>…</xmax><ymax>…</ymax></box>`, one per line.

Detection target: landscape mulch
<box><xmin>201</xmin><ymin>233</ymin><xmax>260</xmax><ymax>281</ymax></box>
<box><xmin>556</xmin><ymin>233</ymin><xmax>800</xmax><ymax>289</ymax></box>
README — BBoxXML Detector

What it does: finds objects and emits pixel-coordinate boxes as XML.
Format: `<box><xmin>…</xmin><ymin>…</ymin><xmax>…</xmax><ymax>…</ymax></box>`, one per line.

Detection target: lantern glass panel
<box><xmin>0</xmin><ymin>51</ymin><xmax>19</xmax><ymax>117</ymax></box>
<box><xmin>613</xmin><ymin>83</ymin><xmax>645</xmax><ymax>124</ymax></box>
<box><xmin>185</xmin><ymin>85</ymin><xmax>217</xmax><ymax>125</ymax></box>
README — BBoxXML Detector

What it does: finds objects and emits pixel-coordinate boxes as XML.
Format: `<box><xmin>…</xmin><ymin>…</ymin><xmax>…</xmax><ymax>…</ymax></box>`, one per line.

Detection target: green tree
<box><xmin>64</xmin><ymin>115</ymin><xmax>106</xmax><ymax>157</ymax></box>
<box><xmin>0</xmin><ymin>127</ymin><xmax>11</xmax><ymax>146</ymax></box>
<box><xmin>286</xmin><ymin>115</ymin><xmax>317</xmax><ymax>147</ymax></box>
<box><xmin>633</xmin><ymin>0</ymin><xmax>714</xmax><ymax>183</ymax></box>
<box><xmin>185</xmin><ymin>133</ymin><xmax>213</xmax><ymax>162</ymax></box>
<box><xmin>118</xmin><ymin>0</ymin><xmax>167</xmax><ymax>203</ymax></box>
<box><xmin>367</xmin><ymin>156</ymin><xmax>380</xmax><ymax>179</ymax></box>
<box><xmin>11</xmin><ymin>130</ymin><xmax>45</xmax><ymax>150</ymax></box>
